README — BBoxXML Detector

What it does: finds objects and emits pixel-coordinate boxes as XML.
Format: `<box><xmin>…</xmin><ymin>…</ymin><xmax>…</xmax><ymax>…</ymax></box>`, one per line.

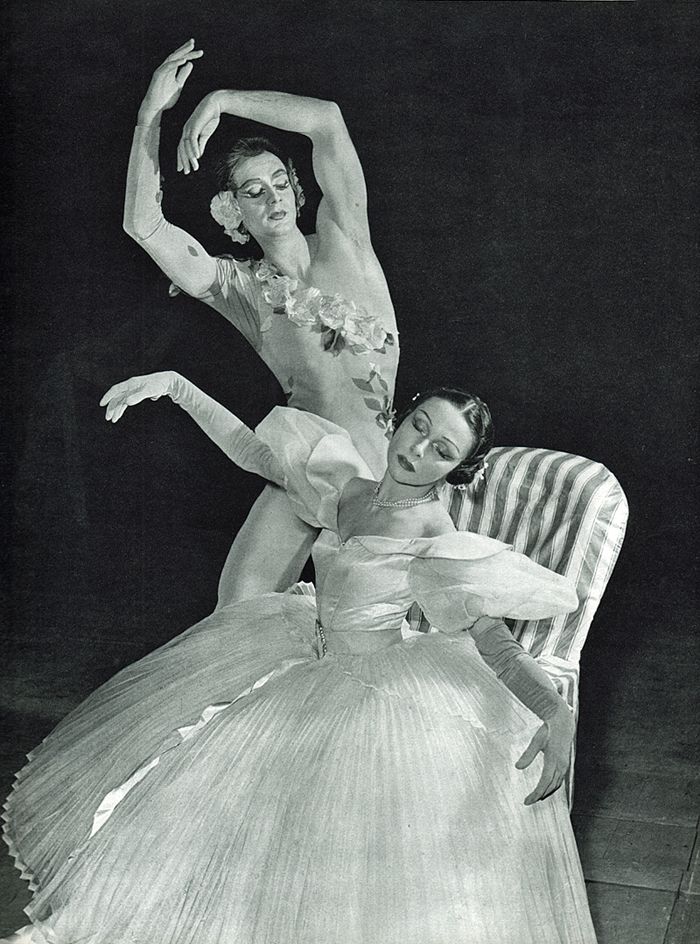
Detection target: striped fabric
<box><xmin>408</xmin><ymin>447</ymin><xmax>628</xmax><ymax>658</ymax></box>
<box><xmin>406</xmin><ymin>446</ymin><xmax>628</xmax><ymax>804</ymax></box>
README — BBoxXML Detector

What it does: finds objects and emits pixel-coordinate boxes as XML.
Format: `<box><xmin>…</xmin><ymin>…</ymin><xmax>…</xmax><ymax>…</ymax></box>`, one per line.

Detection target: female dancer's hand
<box><xmin>100</xmin><ymin>372</ymin><xmax>175</xmax><ymax>423</ymax></box>
<box><xmin>177</xmin><ymin>93</ymin><xmax>222</xmax><ymax>173</ymax></box>
<box><xmin>516</xmin><ymin>703</ymin><xmax>575</xmax><ymax>805</ymax></box>
<box><xmin>139</xmin><ymin>39</ymin><xmax>203</xmax><ymax>125</ymax></box>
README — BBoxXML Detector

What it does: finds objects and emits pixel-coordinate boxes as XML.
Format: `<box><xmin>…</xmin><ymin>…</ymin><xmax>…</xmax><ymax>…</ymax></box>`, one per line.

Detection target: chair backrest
<box><xmin>407</xmin><ymin>446</ymin><xmax>628</xmax><ymax>662</ymax></box>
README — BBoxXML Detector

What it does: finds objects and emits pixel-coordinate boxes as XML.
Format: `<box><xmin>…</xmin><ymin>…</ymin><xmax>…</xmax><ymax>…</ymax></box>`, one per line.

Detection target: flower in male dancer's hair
<box><xmin>286</xmin><ymin>160</ymin><xmax>306</xmax><ymax>213</ymax></box>
<box><xmin>210</xmin><ymin>191</ymin><xmax>249</xmax><ymax>243</ymax></box>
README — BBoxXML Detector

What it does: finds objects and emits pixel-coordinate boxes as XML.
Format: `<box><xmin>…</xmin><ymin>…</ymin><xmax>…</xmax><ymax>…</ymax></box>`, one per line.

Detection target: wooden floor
<box><xmin>1</xmin><ymin>558</ymin><xmax>697</xmax><ymax>942</ymax></box>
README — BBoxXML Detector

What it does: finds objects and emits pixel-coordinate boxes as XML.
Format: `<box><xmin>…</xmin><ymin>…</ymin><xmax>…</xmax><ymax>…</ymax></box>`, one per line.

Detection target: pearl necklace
<box><xmin>371</xmin><ymin>482</ymin><xmax>439</xmax><ymax>509</ymax></box>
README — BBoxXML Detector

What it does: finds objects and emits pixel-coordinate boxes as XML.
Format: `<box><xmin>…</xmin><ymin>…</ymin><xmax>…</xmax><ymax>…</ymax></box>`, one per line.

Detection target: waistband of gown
<box><xmin>315</xmin><ymin>619</ymin><xmax>403</xmax><ymax>656</ymax></box>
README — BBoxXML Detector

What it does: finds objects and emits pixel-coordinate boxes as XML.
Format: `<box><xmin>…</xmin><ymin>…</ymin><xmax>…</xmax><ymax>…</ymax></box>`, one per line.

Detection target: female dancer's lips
<box><xmin>268</xmin><ymin>211</ymin><xmax>286</xmax><ymax>220</ymax></box>
<box><xmin>398</xmin><ymin>455</ymin><xmax>415</xmax><ymax>472</ymax></box>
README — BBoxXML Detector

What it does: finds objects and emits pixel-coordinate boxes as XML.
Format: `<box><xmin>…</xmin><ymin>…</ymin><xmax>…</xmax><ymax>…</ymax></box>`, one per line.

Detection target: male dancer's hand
<box><xmin>138</xmin><ymin>39</ymin><xmax>203</xmax><ymax>126</ymax></box>
<box><xmin>177</xmin><ymin>92</ymin><xmax>222</xmax><ymax>173</ymax></box>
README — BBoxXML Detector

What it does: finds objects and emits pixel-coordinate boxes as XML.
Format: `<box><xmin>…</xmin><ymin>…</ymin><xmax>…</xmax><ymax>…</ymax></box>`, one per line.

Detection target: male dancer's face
<box><xmin>233</xmin><ymin>153</ymin><xmax>298</xmax><ymax>241</ymax></box>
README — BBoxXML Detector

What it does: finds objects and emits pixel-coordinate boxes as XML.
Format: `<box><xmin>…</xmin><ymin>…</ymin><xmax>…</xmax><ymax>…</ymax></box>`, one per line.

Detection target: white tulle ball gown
<box><xmin>3</xmin><ymin>408</ymin><xmax>597</xmax><ymax>944</ymax></box>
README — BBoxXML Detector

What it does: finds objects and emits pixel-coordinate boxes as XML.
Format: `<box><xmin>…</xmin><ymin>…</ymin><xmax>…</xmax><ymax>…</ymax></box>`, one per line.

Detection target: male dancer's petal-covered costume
<box><xmin>124</xmin><ymin>106</ymin><xmax>398</xmax><ymax>604</ymax></box>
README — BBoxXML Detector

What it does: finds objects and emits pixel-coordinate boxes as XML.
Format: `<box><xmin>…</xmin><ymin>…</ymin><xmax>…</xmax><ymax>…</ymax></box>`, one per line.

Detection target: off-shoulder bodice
<box><xmin>256</xmin><ymin>407</ymin><xmax>578</xmax><ymax>641</ymax></box>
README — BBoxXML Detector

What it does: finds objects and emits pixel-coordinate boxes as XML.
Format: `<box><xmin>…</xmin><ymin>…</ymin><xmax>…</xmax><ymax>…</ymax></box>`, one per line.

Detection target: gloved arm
<box><xmin>469</xmin><ymin>615</ymin><xmax>575</xmax><ymax>805</ymax></box>
<box><xmin>123</xmin><ymin>40</ymin><xmax>219</xmax><ymax>298</ymax></box>
<box><xmin>100</xmin><ymin>371</ymin><xmax>285</xmax><ymax>486</ymax></box>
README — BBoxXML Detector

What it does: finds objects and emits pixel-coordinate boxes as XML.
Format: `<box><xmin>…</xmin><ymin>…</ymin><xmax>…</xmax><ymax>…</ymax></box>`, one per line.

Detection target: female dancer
<box><xmin>2</xmin><ymin>372</ymin><xmax>596</xmax><ymax>943</ymax></box>
<box><xmin>124</xmin><ymin>40</ymin><xmax>398</xmax><ymax>606</ymax></box>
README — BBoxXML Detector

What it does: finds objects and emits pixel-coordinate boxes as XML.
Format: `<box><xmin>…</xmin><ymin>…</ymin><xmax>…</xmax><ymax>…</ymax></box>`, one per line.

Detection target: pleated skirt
<box><xmin>3</xmin><ymin>593</ymin><xmax>596</xmax><ymax>944</ymax></box>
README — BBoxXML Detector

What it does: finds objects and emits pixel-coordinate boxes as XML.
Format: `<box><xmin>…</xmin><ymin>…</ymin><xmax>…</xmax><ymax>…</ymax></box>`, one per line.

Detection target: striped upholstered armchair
<box><xmin>406</xmin><ymin>445</ymin><xmax>629</xmax><ymax>807</ymax></box>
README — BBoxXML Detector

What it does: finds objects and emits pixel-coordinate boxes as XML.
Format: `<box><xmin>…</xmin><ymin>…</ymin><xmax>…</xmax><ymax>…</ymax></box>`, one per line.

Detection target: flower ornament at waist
<box><xmin>210</xmin><ymin>191</ymin><xmax>249</xmax><ymax>244</ymax></box>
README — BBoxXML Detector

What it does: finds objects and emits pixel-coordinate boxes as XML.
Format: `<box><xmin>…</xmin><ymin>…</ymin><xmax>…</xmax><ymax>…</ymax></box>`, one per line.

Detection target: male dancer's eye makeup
<box><xmin>241</xmin><ymin>180</ymin><xmax>289</xmax><ymax>199</ymax></box>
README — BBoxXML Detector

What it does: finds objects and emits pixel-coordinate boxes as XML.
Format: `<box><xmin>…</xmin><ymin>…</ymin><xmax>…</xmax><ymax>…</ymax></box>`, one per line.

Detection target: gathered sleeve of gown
<box><xmin>407</xmin><ymin>536</ymin><xmax>579</xmax><ymax>721</ymax></box>
<box><xmin>255</xmin><ymin>407</ymin><xmax>375</xmax><ymax>530</ymax></box>
<box><xmin>163</xmin><ymin>381</ymin><xmax>372</xmax><ymax>531</ymax></box>
<box><xmin>406</xmin><ymin>536</ymin><xmax>578</xmax><ymax>629</ymax></box>
<box><xmin>124</xmin><ymin>124</ymin><xmax>262</xmax><ymax>350</ymax></box>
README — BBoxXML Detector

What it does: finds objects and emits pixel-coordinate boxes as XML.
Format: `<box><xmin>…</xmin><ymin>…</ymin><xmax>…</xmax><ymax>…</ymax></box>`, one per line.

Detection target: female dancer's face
<box><xmin>233</xmin><ymin>152</ymin><xmax>298</xmax><ymax>241</ymax></box>
<box><xmin>387</xmin><ymin>398</ymin><xmax>477</xmax><ymax>487</ymax></box>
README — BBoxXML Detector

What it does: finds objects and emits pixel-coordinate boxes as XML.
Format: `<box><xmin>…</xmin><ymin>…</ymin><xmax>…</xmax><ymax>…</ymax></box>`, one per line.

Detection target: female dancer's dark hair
<box><xmin>394</xmin><ymin>387</ymin><xmax>494</xmax><ymax>486</ymax></box>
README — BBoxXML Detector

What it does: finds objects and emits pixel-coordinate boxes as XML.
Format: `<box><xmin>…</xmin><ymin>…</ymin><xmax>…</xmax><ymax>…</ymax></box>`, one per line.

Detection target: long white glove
<box><xmin>469</xmin><ymin>616</ymin><xmax>575</xmax><ymax>805</ymax></box>
<box><xmin>100</xmin><ymin>371</ymin><xmax>285</xmax><ymax>486</ymax></box>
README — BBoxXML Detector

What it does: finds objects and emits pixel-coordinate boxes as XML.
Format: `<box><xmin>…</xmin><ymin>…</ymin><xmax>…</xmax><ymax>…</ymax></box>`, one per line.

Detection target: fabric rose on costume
<box><xmin>316</xmin><ymin>298</ymin><xmax>389</xmax><ymax>353</ymax></box>
<box><xmin>262</xmin><ymin>277</ymin><xmax>298</xmax><ymax>312</ymax></box>
<box><xmin>253</xmin><ymin>259</ymin><xmax>390</xmax><ymax>356</ymax></box>
<box><xmin>317</xmin><ymin>295</ymin><xmax>349</xmax><ymax>331</ymax></box>
<box><xmin>286</xmin><ymin>287</ymin><xmax>321</xmax><ymax>326</ymax></box>
<box><xmin>314</xmin><ymin>297</ymin><xmax>389</xmax><ymax>356</ymax></box>
<box><xmin>342</xmin><ymin>307</ymin><xmax>389</xmax><ymax>352</ymax></box>
<box><xmin>253</xmin><ymin>261</ymin><xmax>279</xmax><ymax>283</ymax></box>
<box><xmin>210</xmin><ymin>191</ymin><xmax>249</xmax><ymax>244</ymax></box>
<box><xmin>253</xmin><ymin>261</ymin><xmax>298</xmax><ymax>312</ymax></box>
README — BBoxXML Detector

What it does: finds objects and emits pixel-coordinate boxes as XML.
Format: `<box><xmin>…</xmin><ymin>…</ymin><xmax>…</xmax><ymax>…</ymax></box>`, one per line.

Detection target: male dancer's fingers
<box><xmin>176</xmin><ymin>62</ymin><xmax>194</xmax><ymax>89</ymax></box>
<box><xmin>183</xmin><ymin>134</ymin><xmax>199</xmax><ymax>171</ymax></box>
<box><xmin>177</xmin><ymin>140</ymin><xmax>188</xmax><ymax>174</ymax></box>
<box><xmin>197</xmin><ymin>118</ymin><xmax>219</xmax><ymax>159</ymax></box>
<box><xmin>166</xmin><ymin>39</ymin><xmax>196</xmax><ymax>62</ymax></box>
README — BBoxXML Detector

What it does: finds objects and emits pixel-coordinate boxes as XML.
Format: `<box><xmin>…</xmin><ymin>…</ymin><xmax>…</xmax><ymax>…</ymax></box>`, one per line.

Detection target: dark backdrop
<box><xmin>4</xmin><ymin>2</ymin><xmax>698</xmax><ymax>738</ymax></box>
